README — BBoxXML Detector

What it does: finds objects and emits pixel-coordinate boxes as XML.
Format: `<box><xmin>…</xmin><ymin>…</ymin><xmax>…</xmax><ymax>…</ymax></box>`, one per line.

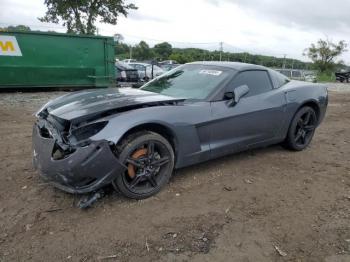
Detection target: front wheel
<box><xmin>284</xmin><ymin>106</ymin><xmax>318</xmax><ymax>151</ymax></box>
<box><xmin>113</xmin><ymin>131</ymin><xmax>174</xmax><ymax>199</ymax></box>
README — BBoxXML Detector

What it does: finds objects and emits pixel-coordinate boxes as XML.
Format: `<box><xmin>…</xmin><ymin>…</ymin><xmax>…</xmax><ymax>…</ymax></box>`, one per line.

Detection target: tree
<box><xmin>304</xmin><ymin>39</ymin><xmax>348</xmax><ymax>72</ymax></box>
<box><xmin>113</xmin><ymin>33</ymin><xmax>124</xmax><ymax>43</ymax></box>
<box><xmin>154</xmin><ymin>42</ymin><xmax>172</xmax><ymax>60</ymax></box>
<box><xmin>115</xmin><ymin>42</ymin><xmax>129</xmax><ymax>57</ymax></box>
<box><xmin>133</xmin><ymin>41</ymin><xmax>153</xmax><ymax>60</ymax></box>
<box><xmin>0</xmin><ymin>25</ymin><xmax>31</xmax><ymax>31</ymax></box>
<box><xmin>169</xmin><ymin>53</ymin><xmax>189</xmax><ymax>64</ymax></box>
<box><xmin>39</xmin><ymin>0</ymin><xmax>137</xmax><ymax>35</ymax></box>
<box><xmin>118</xmin><ymin>39</ymin><xmax>314</xmax><ymax>69</ymax></box>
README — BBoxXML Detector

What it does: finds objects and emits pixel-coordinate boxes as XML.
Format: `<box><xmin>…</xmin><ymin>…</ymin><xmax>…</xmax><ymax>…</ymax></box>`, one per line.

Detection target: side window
<box><xmin>270</xmin><ymin>70</ymin><xmax>290</xmax><ymax>88</ymax></box>
<box><xmin>232</xmin><ymin>70</ymin><xmax>273</xmax><ymax>97</ymax></box>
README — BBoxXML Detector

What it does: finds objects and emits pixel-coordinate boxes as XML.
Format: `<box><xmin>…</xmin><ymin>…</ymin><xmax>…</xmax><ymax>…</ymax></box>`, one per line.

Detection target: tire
<box><xmin>112</xmin><ymin>131</ymin><xmax>174</xmax><ymax>199</ymax></box>
<box><xmin>284</xmin><ymin>106</ymin><xmax>318</xmax><ymax>151</ymax></box>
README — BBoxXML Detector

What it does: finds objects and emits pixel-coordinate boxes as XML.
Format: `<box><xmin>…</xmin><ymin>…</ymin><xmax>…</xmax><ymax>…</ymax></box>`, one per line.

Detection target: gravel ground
<box><xmin>327</xmin><ymin>82</ymin><xmax>350</xmax><ymax>92</ymax></box>
<box><xmin>0</xmin><ymin>83</ymin><xmax>350</xmax><ymax>262</ymax></box>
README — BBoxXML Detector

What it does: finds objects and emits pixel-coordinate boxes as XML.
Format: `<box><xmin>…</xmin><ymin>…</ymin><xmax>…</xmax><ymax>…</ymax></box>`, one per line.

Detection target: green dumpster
<box><xmin>0</xmin><ymin>31</ymin><xmax>115</xmax><ymax>89</ymax></box>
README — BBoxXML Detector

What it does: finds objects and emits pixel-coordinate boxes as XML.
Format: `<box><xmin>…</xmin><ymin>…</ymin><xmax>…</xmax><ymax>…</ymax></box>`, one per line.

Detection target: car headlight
<box><xmin>70</xmin><ymin>121</ymin><xmax>108</xmax><ymax>143</ymax></box>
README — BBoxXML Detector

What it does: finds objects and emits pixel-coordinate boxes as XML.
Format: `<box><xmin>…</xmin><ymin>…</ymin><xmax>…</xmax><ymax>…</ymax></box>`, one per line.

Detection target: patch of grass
<box><xmin>317</xmin><ymin>72</ymin><xmax>336</xmax><ymax>82</ymax></box>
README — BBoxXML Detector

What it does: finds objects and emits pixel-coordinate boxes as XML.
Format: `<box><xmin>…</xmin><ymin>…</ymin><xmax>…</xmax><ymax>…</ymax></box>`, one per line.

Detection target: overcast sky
<box><xmin>1</xmin><ymin>0</ymin><xmax>350</xmax><ymax>63</ymax></box>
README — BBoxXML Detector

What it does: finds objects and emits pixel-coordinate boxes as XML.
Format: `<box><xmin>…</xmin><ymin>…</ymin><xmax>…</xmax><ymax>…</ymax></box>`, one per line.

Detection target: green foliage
<box><xmin>115</xmin><ymin>42</ymin><xmax>130</xmax><ymax>58</ymax></box>
<box><xmin>154</xmin><ymin>42</ymin><xmax>172</xmax><ymax>60</ymax></box>
<box><xmin>114</xmin><ymin>33</ymin><xmax>124</xmax><ymax>43</ymax></box>
<box><xmin>133</xmin><ymin>41</ymin><xmax>154</xmax><ymax>60</ymax></box>
<box><xmin>115</xmin><ymin>40</ymin><xmax>314</xmax><ymax>69</ymax></box>
<box><xmin>304</xmin><ymin>39</ymin><xmax>348</xmax><ymax>72</ymax></box>
<box><xmin>39</xmin><ymin>0</ymin><xmax>137</xmax><ymax>34</ymax></box>
<box><xmin>316</xmin><ymin>71</ymin><xmax>336</xmax><ymax>82</ymax></box>
<box><xmin>0</xmin><ymin>25</ymin><xmax>31</xmax><ymax>31</ymax></box>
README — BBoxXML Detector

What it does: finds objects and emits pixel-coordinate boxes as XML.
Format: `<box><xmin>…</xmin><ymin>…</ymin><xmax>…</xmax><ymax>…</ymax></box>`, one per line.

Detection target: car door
<box><xmin>209</xmin><ymin>70</ymin><xmax>286</xmax><ymax>158</ymax></box>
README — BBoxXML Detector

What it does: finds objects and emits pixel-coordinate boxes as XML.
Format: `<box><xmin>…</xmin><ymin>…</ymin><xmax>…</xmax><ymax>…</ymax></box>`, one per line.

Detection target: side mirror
<box><xmin>224</xmin><ymin>85</ymin><xmax>249</xmax><ymax>106</ymax></box>
<box><xmin>234</xmin><ymin>85</ymin><xmax>249</xmax><ymax>104</ymax></box>
<box><xmin>224</xmin><ymin>91</ymin><xmax>235</xmax><ymax>100</ymax></box>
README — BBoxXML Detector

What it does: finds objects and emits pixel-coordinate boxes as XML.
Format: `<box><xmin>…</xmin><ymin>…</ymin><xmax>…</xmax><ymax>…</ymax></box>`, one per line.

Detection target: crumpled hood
<box><xmin>43</xmin><ymin>88</ymin><xmax>183</xmax><ymax>122</ymax></box>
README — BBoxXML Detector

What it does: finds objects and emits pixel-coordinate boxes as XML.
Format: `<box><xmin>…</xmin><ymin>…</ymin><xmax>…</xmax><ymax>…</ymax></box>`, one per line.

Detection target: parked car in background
<box><xmin>335</xmin><ymin>71</ymin><xmax>350</xmax><ymax>83</ymax></box>
<box><xmin>277</xmin><ymin>69</ymin><xmax>304</xmax><ymax>81</ymax></box>
<box><xmin>115</xmin><ymin>62</ymin><xmax>139</xmax><ymax>83</ymax></box>
<box><xmin>159</xmin><ymin>60</ymin><xmax>178</xmax><ymax>65</ymax></box>
<box><xmin>304</xmin><ymin>71</ymin><xmax>317</xmax><ymax>83</ymax></box>
<box><xmin>128</xmin><ymin>62</ymin><xmax>165</xmax><ymax>80</ymax></box>
<box><xmin>276</xmin><ymin>69</ymin><xmax>316</xmax><ymax>83</ymax></box>
<box><xmin>122</xmin><ymin>59</ymin><xmax>137</xmax><ymax>63</ymax></box>
<box><xmin>159</xmin><ymin>63</ymin><xmax>180</xmax><ymax>72</ymax></box>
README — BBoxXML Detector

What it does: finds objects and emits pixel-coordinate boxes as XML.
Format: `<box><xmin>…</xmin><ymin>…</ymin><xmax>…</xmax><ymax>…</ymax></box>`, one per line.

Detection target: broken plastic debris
<box><xmin>244</xmin><ymin>179</ymin><xmax>253</xmax><ymax>184</ymax></box>
<box><xmin>274</xmin><ymin>245</ymin><xmax>287</xmax><ymax>257</ymax></box>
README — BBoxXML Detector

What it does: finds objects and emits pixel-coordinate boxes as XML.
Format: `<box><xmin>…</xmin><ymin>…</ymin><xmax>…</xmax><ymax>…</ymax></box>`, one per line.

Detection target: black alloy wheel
<box><xmin>284</xmin><ymin>106</ymin><xmax>318</xmax><ymax>151</ymax></box>
<box><xmin>113</xmin><ymin>131</ymin><xmax>174</xmax><ymax>199</ymax></box>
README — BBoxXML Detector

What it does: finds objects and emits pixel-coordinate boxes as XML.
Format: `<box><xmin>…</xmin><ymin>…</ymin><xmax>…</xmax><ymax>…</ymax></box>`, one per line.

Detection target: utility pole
<box><xmin>219</xmin><ymin>42</ymin><xmax>223</xmax><ymax>61</ymax></box>
<box><xmin>129</xmin><ymin>45</ymin><xmax>133</xmax><ymax>59</ymax></box>
<box><xmin>244</xmin><ymin>52</ymin><xmax>248</xmax><ymax>63</ymax></box>
<box><xmin>282</xmin><ymin>54</ymin><xmax>287</xmax><ymax>69</ymax></box>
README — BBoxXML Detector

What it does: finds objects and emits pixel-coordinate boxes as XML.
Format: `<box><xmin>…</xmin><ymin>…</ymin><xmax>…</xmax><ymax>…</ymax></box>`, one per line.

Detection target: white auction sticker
<box><xmin>199</xmin><ymin>70</ymin><xmax>222</xmax><ymax>76</ymax></box>
<box><xmin>0</xmin><ymin>35</ymin><xmax>22</xmax><ymax>56</ymax></box>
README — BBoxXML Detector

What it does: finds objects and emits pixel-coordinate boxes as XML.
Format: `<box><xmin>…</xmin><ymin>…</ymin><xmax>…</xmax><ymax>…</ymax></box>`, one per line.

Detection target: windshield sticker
<box><xmin>199</xmin><ymin>70</ymin><xmax>222</xmax><ymax>76</ymax></box>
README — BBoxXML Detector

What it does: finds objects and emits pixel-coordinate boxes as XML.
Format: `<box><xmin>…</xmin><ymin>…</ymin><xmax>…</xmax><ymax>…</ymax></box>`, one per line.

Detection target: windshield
<box><xmin>146</xmin><ymin>65</ymin><xmax>163</xmax><ymax>71</ymax></box>
<box><xmin>141</xmin><ymin>64</ymin><xmax>233</xmax><ymax>99</ymax></box>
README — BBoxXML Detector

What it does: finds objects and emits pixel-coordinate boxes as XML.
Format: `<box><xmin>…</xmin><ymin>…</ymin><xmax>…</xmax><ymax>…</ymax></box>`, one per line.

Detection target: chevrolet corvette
<box><xmin>32</xmin><ymin>62</ymin><xmax>328</xmax><ymax>199</ymax></box>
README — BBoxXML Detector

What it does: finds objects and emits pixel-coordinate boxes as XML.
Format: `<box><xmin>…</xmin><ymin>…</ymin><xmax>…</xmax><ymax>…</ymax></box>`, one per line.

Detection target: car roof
<box><xmin>187</xmin><ymin>61</ymin><xmax>268</xmax><ymax>72</ymax></box>
<box><xmin>129</xmin><ymin>62</ymin><xmax>150</xmax><ymax>66</ymax></box>
<box><xmin>276</xmin><ymin>68</ymin><xmax>303</xmax><ymax>72</ymax></box>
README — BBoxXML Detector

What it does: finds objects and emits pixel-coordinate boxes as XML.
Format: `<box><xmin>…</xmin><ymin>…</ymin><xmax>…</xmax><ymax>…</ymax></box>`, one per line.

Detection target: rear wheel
<box><xmin>284</xmin><ymin>106</ymin><xmax>318</xmax><ymax>151</ymax></box>
<box><xmin>113</xmin><ymin>131</ymin><xmax>174</xmax><ymax>199</ymax></box>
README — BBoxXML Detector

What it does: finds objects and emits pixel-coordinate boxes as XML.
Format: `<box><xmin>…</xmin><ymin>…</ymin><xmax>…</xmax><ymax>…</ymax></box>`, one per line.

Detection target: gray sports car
<box><xmin>33</xmin><ymin>62</ymin><xmax>328</xmax><ymax>200</ymax></box>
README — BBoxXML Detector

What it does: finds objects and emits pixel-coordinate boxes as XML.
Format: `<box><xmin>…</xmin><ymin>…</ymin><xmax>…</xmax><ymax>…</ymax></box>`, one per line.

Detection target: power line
<box><xmin>282</xmin><ymin>54</ymin><xmax>287</xmax><ymax>69</ymax></box>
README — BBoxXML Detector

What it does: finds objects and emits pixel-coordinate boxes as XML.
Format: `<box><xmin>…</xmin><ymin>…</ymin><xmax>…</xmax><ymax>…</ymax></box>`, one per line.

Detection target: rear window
<box><xmin>130</xmin><ymin>64</ymin><xmax>145</xmax><ymax>71</ymax></box>
<box><xmin>292</xmin><ymin>71</ymin><xmax>302</xmax><ymax>77</ymax></box>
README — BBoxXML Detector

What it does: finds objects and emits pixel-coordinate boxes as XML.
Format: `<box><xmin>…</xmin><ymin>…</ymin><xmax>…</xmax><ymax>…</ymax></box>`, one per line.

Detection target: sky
<box><xmin>1</xmin><ymin>0</ymin><xmax>350</xmax><ymax>63</ymax></box>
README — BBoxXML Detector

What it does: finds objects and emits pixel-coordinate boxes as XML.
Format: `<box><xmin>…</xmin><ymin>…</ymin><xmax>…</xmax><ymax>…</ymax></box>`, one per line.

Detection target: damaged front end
<box><xmin>32</xmin><ymin>108</ymin><xmax>125</xmax><ymax>194</ymax></box>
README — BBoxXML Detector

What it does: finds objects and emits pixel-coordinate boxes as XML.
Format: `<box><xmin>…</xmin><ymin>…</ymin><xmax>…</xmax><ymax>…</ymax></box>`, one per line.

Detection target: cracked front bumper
<box><xmin>32</xmin><ymin>124</ymin><xmax>125</xmax><ymax>194</ymax></box>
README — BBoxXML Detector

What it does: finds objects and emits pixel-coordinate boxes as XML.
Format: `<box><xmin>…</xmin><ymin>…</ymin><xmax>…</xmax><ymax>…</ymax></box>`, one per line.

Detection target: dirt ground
<box><xmin>0</xmin><ymin>85</ymin><xmax>350</xmax><ymax>262</ymax></box>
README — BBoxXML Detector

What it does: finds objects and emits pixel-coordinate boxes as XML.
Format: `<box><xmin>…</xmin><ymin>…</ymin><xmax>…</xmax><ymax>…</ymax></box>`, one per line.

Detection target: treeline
<box><xmin>116</xmin><ymin>40</ymin><xmax>314</xmax><ymax>70</ymax></box>
<box><xmin>4</xmin><ymin>25</ymin><xmax>342</xmax><ymax>71</ymax></box>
